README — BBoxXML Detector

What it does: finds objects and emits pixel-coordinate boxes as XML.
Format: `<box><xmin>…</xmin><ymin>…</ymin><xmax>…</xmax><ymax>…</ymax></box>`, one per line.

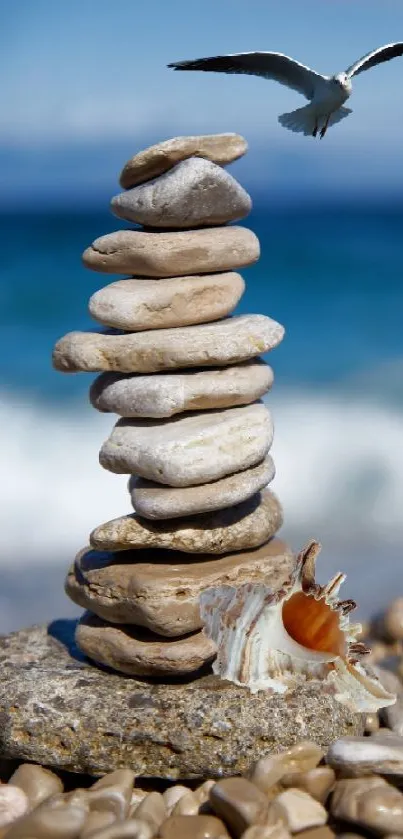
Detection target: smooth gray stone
<box><xmin>111</xmin><ymin>158</ymin><xmax>251</xmax><ymax>228</ymax></box>
<box><xmin>0</xmin><ymin>623</ymin><xmax>364</xmax><ymax>779</ymax></box>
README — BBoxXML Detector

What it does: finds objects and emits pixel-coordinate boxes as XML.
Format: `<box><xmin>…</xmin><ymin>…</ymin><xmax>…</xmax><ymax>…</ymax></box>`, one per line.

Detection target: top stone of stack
<box><xmin>118</xmin><ymin>132</ymin><xmax>248</xmax><ymax>188</ymax></box>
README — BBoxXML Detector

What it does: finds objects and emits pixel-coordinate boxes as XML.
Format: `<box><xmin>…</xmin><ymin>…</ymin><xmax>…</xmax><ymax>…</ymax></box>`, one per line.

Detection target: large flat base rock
<box><xmin>0</xmin><ymin>623</ymin><xmax>364</xmax><ymax>779</ymax></box>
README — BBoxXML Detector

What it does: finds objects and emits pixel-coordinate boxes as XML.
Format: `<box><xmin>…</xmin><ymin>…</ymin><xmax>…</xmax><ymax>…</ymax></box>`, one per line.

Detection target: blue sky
<box><xmin>2</xmin><ymin>0</ymin><xmax>403</xmax><ymax>205</ymax></box>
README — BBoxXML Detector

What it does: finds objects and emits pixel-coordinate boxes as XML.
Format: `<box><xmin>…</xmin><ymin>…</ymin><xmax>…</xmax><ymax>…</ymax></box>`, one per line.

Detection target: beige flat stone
<box><xmin>330</xmin><ymin>777</ymin><xmax>403</xmax><ymax>835</ymax></box>
<box><xmin>65</xmin><ymin>538</ymin><xmax>294</xmax><ymax>636</ymax></box>
<box><xmin>9</xmin><ymin>764</ymin><xmax>63</xmax><ymax>810</ymax></box>
<box><xmin>53</xmin><ymin>315</ymin><xmax>283</xmax><ymax>375</ymax></box>
<box><xmin>326</xmin><ymin>734</ymin><xmax>403</xmax><ymax>779</ymax></box>
<box><xmin>159</xmin><ymin>815</ymin><xmax>230</xmax><ymax>839</ymax></box>
<box><xmin>271</xmin><ymin>790</ymin><xmax>327</xmax><ymax>833</ymax></box>
<box><xmin>99</xmin><ymin>403</ymin><xmax>273</xmax><ymax>486</ymax></box>
<box><xmin>119</xmin><ymin>134</ymin><xmax>247</xmax><ymax>188</ymax></box>
<box><xmin>279</xmin><ymin>768</ymin><xmax>335</xmax><ymax>804</ymax></box>
<box><xmin>129</xmin><ymin>456</ymin><xmax>275</xmax><ymax>520</ymax></box>
<box><xmin>209</xmin><ymin>778</ymin><xmax>270</xmax><ymax>837</ymax></box>
<box><xmin>90</xmin><ymin>490</ymin><xmax>282</xmax><ymax>555</ymax></box>
<box><xmin>82</xmin><ymin>227</ymin><xmax>259</xmax><ymax>277</ymax></box>
<box><xmin>89</xmin><ymin>273</ymin><xmax>245</xmax><ymax>331</ymax></box>
<box><xmin>90</xmin><ymin>361</ymin><xmax>273</xmax><ymax>419</ymax></box>
<box><xmin>112</xmin><ymin>158</ymin><xmax>251</xmax><ymax>228</ymax></box>
<box><xmin>76</xmin><ymin>613</ymin><xmax>217</xmax><ymax>677</ymax></box>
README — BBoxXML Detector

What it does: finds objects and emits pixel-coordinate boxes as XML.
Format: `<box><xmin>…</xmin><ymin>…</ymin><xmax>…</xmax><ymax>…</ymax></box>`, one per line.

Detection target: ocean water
<box><xmin>1</xmin><ymin>204</ymin><xmax>403</xmax><ymax>633</ymax></box>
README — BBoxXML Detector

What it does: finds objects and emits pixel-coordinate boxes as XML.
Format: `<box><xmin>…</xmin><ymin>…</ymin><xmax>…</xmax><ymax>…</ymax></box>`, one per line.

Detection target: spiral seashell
<box><xmin>199</xmin><ymin>541</ymin><xmax>396</xmax><ymax>712</ymax></box>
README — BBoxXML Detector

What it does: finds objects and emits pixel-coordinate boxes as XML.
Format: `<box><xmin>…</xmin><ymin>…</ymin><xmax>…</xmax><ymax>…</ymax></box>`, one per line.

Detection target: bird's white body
<box><xmin>169</xmin><ymin>44</ymin><xmax>403</xmax><ymax>138</ymax></box>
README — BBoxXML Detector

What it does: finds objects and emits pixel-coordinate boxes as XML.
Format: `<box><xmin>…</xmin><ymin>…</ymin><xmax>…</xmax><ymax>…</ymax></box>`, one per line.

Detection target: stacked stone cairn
<box><xmin>53</xmin><ymin>133</ymin><xmax>294</xmax><ymax>679</ymax></box>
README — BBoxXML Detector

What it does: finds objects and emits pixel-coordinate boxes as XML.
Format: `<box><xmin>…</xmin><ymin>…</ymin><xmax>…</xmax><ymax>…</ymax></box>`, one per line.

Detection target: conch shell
<box><xmin>199</xmin><ymin>541</ymin><xmax>396</xmax><ymax>713</ymax></box>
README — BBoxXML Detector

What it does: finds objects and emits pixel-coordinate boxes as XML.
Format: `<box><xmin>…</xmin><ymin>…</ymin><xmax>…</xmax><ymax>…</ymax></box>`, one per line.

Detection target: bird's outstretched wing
<box><xmin>168</xmin><ymin>52</ymin><xmax>326</xmax><ymax>100</ymax></box>
<box><xmin>346</xmin><ymin>43</ymin><xmax>403</xmax><ymax>78</ymax></box>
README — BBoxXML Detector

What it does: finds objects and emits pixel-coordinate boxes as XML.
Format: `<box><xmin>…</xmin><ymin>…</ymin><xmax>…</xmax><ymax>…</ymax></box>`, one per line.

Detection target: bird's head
<box><xmin>333</xmin><ymin>72</ymin><xmax>352</xmax><ymax>92</ymax></box>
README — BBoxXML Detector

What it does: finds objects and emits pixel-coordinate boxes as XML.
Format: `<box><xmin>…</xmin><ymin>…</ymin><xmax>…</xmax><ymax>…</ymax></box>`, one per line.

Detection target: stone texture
<box><xmin>330</xmin><ymin>776</ymin><xmax>403</xmax><ymax>835</ymax></box>
<box><xmin>76</xmin><ymin>613</ymin><xmax>216</xmax><ymax>677</ymax></box>
<box><xmin>90</xmin><ymin>361</ymin><xmax>273</xmax><ymax>420</ymax></box>
<box><xmin>279</xmin><ymin>768</ymin><xmax>335</xmax><ymax>804</ymax></box>
<box><xmin>65</xmin><ymin>538</ymin><xmax>294</xmax><ymax>636</ymax></box>
<box><xmin>99</xmin><ymin>403</ymin><xmax>273</xmax><ymax>486</ymax></box>
<box><xmin>3</xmin><ymin>790</ymin><xmax>89</xmax><ymax>839</ymax></box>
<box><xmin>53</xmin><ymin>315</ymin><xmax>283</xmax><ymax>374</ymax></box>
<box><xmin>89</xmin><ymin>273</ymin><xmax>245</xmax><ymax>332</ymax></box>
<box><xmin>271</xmin><ymin>790</ymin><xmax>327</xmax><ymax>833</ymax></box>
<box><xmin>134</xmin><ymin>792</ymin><xmax>166</xmax><ymax>832</ymax></box>
<box><xmin>159</xmin><ymin>815</ymin><xmax>230</xmax><ymax>839</ymax></box>
<box><xmin>326</xmin><ymin>734</ymin><xmax>403</xmax><ymax>779</ymax></box>
<box><xmin>82</xmin><ymin>227</ymin><xmax>259</xmax><ymax>277</ymax></box>
<box><xmin>112</xmin><ymin>158</ymin><xmax>251</xmax><ymax>228</ymax></box>
<box><xmin>9</xmin><ymin>763</ymin><xmax>63</xmax><ymax>810</ymax></box>
<box><xmin>0</xmin><ymin>623</ymin><xmax>364</xmax><ymax>778</ymax></box>
<box><xmin>129</xmin><ymin>455</ymin><xmax>275</xmax><ymax>520</ymax></box>
<box><xmin>90</xmin><ymin>490</ymin><xmax>282</xmax><ymax>554</ymax></box>
<box><xmin>119</xmin><ymin>134</ymin><xmax>248</xmax><ymax>188</ymax></box>
<box><xmin>247</xmin><ymin>743</ymin><xmax>324</xmax><ymax>795</ymax></box>
<box><xmin>0</xmin><ymin>786</ymin><xmax>29</xmax><ymax>829</ymax></box>
<box><xmin>209</xmin><ymin>778</ymin><xmax>270</xmax><ymax>837</ymax></box>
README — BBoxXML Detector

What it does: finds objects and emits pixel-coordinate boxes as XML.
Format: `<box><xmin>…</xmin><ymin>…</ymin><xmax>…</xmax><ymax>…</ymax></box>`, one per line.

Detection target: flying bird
<box><xmin>168</xmin><ymin>43</ymin><xmax>403</xmax><ymax>138</ymax></box>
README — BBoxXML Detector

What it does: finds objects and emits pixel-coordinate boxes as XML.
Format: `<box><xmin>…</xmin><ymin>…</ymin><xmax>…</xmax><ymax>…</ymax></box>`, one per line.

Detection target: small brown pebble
<box><xmin>331</xmin><ymin>776</ymin><xmax>403</xmax><ymax>834</ymax></box>
<box><xmin>135</xmin><ymin>792</ymin><xmax>167</xmax><ymax>833</ymax></box>
<box><xmin>81</xmin><ymin>810</ymin><xmax>116</xmax><ymax>838</ymax></box>
<box><xmin>162</xmin><ymin>786</ymin><xmax>189</xmax><ymax>815</ymax></box>
<box><xmin>159</xmin><ymin>814</ymin><xmax>229</xmax><ymax>839</ymax></box>
<box><xmin>0</xmin><ymin>786</ymin><xmax>29</xmax><ymax>829</ymax></box>
<box><xmin>87</xmin><ymin>770</ymin><xmax>135</xmax><ymax>819</ymax></box>
<box><xmin>383</xmin><ymin>598</ymin><xmax>403</xmax><ymax>641</ymax></box>
<box><xmin>3</xmin><ymin>790</ymin><xmax>89</xmax><ymax>839</ymax></box>
<box><xmin>247</xmin><ymin>742</ymin><xmax>324</xmax><ymax>795</ymax></box>
<box><xmin>9</xmin><ymin>764</ymin><xmax>63</xmax><ymax>811</ymax></box>
<box><xmin>280</xmin><ymin>767</ymin><xmax>335</xmax><ymax>804</ymax></box>
<box><xmin>194</xmin><ymin>781</ymin><xmax>216</xmax><ymax>804</ymax></box>
<box><xmin>130</xmin><ymin>789</ymin><xmax>148</xmax><ymax>815</ymax></box>
<box><xmin>242</xmin><ymin>824</ymin><xmax>291</xmax><ymax>839</ymax></box>
<box><xmin>271</xmin><ymin>790</ymin><xmax>327</xmax><ymax>833</ymax></box>
<box><xmin>87</xmin><ymin>820</ymin><xmax>155</xmax><ymax>839</ymax></box>
<box><xmin>172</xmin><ymin>790</ymin><xmax>200</xmax><ymax>816</ymax></box>
<box><xmin>363</xmin><ymin>713</ymin><xmax>380</xmax><ymax>734</ymax></box>
<box><xmin>295</xmin><ymin>829</ymin><xmax>335</xmax><ymax>839</ymax></box>
<box><xmin>209</xmin><ymin>778</ymin><xmax>269</xmax><ymax>837</ymax></box>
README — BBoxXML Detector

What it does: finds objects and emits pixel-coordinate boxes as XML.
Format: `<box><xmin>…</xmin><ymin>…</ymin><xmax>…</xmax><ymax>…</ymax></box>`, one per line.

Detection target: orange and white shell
<box><xmin>199</xmin><ymin>541</ymin><xmax>396</xmax><ymax>713</ymax></box>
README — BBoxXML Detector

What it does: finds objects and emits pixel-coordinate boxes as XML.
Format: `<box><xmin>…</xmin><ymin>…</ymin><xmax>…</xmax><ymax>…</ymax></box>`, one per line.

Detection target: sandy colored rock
<box><xmin>112</xmin><ymin>158</ymin><xmax>251</xmax><ymax>228</ymax></box>
<box><xmin>326</xmin><ymin>734</ymin><xmax>403</xmax><ymax>779</ymax></box>
<box><xmin>99</xmin><ymin>403</ymin><xmax>273</xmax><ymax>486</ymax></box>
<box><xmin>119</xmin><ymin>134</ymin><xmax>248</xmax><ymax>188</ymax></box>
<box><xmin>160</xmin><ymin>815</ymin><xmax>229</xmax><ymax>839</ymax></box>
<box><xmin>53</xmin><ymin>315</ymin><xmax>282</xmax><ymax>375</ymax></box>
<box><xmin>209</xmin><ymin>778</ymin><xmax>269</xmax><ymax>837</ymax></box>
<box><xmin>280</xmin><ymin>768</ymin><xmax>335</xmax><ymax>804</ymax></box>
<box><xmin>81</xmin><ymin>810</ymin><xmax>116</xmax><ymax>838</ymax></box>
<box><xmin>247</xmin><ymin>743</ymin><xmax>324</xmax><ymax>795</ymax></box>
<box><xmin>242</xmin><ymin>827</ymin><xmax>291</xmax><ymax>839</ymax></box>
<box><xmin>0</xmin><ymin>623</ymin><xmax>365</xmax><ymax>778</ymax></box>
<box><xmin>89</xmin><ymin>273</ymin><xmax>245</xmax><ymax>332</ymax></box>
<box><xmin>171</xmin><ymin>791</ymin><xmax>199</xmax><ymax>816</ymax></box>
<box><xmin>331</xmin><ymin>776</ymin><xmax>403</xmax><ymax>835</ymax></box>
<box><xmin>134</xmin><ymin>792</ymin><xmax>166</xmax><ymax>832</ymax></box>
<box><xmin>82</xmin><ymin>226</ymin><xmax>259</xmax><ymax>277</ymax></box>
<box><xmin>87</xmin><ymin>769</ymin><xmax>135</xmax><ymax>820</ymax></box>
<box><xmin>76</xmin><ymin>613</ymin><xmax>216</xmax><ymax>677</ymax></box>
<box><xmin>130</xmin><ymin>455</ymin><xmax>275</xmax><ymax>520</ymax></box>
<box><xmin>90</xmin><ymin>490</ymin><xmax>282</xmax><ymax>554</ymax></box>
<box><xmin>291</xmin><ymin>830</ymin><xmax>334</xmax><ymax>839</ymax></box>
<box><xmin>162</xmin><ymin>787</ymin><xmax>189</xmax><ymax>815</ymax></box>
<box><xmin>271</xmin><ymin>790</ymin><xmax>327</xmax><ymax>833</ymax></box>
<box><xmin>3</xmin><ymin>790</ymin><xmax>89</xmax><ymax>839</ymax></box>
<box><xmin>90</xmin><ymin>361</ymin><xmax>273</xmax><ymax>420</ymax></box>
<box><xmin>0</xmin><ymin>786</ymin><xmax>29</xmax><ymax>829</ymax></box>
<box><xmin>9</xmin><ymin>764</ymin><xmax>63</xmax><ymax>810</ymax></box>
<box><xmin>65</xmin><ymin>538</ymin><xmax>294</xmax><ymax>636</ymax></box>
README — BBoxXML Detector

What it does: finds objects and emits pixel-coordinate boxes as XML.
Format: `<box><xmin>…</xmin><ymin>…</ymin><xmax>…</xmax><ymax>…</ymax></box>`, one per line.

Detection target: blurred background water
<box><xmin>1</xmin><ymin>0</ymin><xmax>403</xmax><ymax>631</ymax></box>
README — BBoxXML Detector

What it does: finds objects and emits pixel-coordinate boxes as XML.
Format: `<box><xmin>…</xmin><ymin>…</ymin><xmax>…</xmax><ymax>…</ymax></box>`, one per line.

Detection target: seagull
<box><xmin>168</xmin><ymin>44</ymin><xmax>403</xmax><ymax>138</ymax></box>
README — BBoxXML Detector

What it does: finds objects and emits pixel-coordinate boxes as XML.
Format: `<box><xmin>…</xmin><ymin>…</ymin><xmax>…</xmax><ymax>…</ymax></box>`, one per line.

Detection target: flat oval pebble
<box><xmin>3</xmin><ymin>791</ymin><xmax>89</xmax><ymax>839</ymax></box>
<box><xmin>119</xmin><ymin>133</ymin><xmax>247</xmax><ymax>188</ymax></box>
<box><xmin>160</xmin><ymin>815</ymin><xmax>230</xmax><ymax>839</ymax></box>
<box><xmin>330</xmin><ymin>777</ymin><xmax>403</xmax><ymax>835</ymax></box>
<box><xmin>326</xmin><ymin>734</ymin><xmax>403</xmax><ymax>779</ymax></box>
<box><xmin>247</xmin><ymin>743</ymin><xmax>325</xmax><ymax>795</ymax></box>
<box><xmin>90</xmin><ymin>361</ymin><xmax>272</xmax><ymax>419</ymax></box>
<box><xmin>209</xmin><ymin>778</ymin><xmax>269</xmax><ymax>837</ymax></box>
<box><xmin>89</xmin><ymin>273</ymin><xmax>245</xmax><ymax>331</ymax></box>
<box><xmin>82</xmin><ymin>227</ymin><xmax>259</xmax><ymax>277</ymax></box>
<box><xmin>0</xmin><ymin>786</ymin><xmax>29</xmax><ymax>829</ymax></box>
<box><xmin>280</xmin><ymin>768</ymin><xmax>335</xmax><ymax>804</ymax></box>
<box><xmin>134</xmin><ymin>792</ymin><xmax>167</xmax><ymax>832</ymax></box>
<box><xmin>90</xmin><ymin>490</ymin><xmax>282</xmax><ymax>555</ymax></box>
<box><xmin>9</xmin><ymin>763</ymin><xmax>63</xmax><ymax>810</ymax></box>
<box><xmin>99</xmin><ymin>403</ymin><xmax>273</xmax><ymax>486</ymax></box>
<box><xmin>75</xmin><ymin>613</ymin><xmax>216</xmax><ymax>677</ymax></box>
<box><xmin>271</xmin><ymin>790</ymin><xmax>327</xmax><ymax>833</ymax></box>
<box><xmin>112</xmin><ymin>158</ymin><xmax>251</xmax><ymax>228</ymax></box>
<box><xmin>54</xmin><ymin>315</ymin><xmax>283</xmax><ymax>375</ymax></box>
<box><xmin>66</xmin><ymin>538</ymin><xmax>294</xmax><ymax>636</ymax></box>
<box><xmin>129</xmin><ymin>456</ymin><xmax>275</xmax><ymax>520</ymax></box>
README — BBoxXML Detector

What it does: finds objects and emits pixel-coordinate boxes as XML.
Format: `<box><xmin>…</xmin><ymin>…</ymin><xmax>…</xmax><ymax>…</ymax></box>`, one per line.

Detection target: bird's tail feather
<box><xmin>278</xmin><ymin>105</ymin><xmax>352</xmax><ymax>136</ymax></box>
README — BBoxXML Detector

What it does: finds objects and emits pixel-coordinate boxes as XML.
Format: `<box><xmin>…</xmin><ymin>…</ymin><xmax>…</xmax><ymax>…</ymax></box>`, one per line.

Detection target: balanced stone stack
<box><xmin>53</xmin><ymin>133</ymin><xmax>292</xmax><ymax>679</ymax></box>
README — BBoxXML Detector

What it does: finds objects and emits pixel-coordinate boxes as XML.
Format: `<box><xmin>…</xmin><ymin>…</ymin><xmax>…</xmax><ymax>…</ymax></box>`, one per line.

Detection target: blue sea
<box><xmin>1</xmin><ymin>204</ymin><xmax>403</xmax><ymax>632</ymax></box>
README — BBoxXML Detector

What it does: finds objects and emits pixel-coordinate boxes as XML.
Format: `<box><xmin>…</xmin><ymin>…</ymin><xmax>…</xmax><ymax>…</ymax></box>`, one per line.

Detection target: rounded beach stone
<box><xmin>326</xmin><ymin>734</ymin><xmax>403</xmax><ymax>779</ymax></box>
<box><xmin>75</xmin><ymin>613</ymin><xmax>216</xmax><ymax>677</ymax></box>
<box><xmin>90</xmin><ymin>361</ymin><xmax>273</xmax><ymax>420</ymax></box>
<box><xmin>159</xmin><ymin>815</ymin><xmax>230</xmax><ymax>839</ymax></box>
<box><xmin>65</xmin><ymin>538</ymin><xmax>294</xmax><ymax>636</ymax></box>
<box><xmin>0</xmin><ymin>785</ymin><xmax>29</xmax><ymax>829</ymax></box>
<box><xmin>9</xmin><ymin>763</ymin><xmax>63</xmax><ymax>810</ymax></box>
<box><xmin>90</xmin><ymin>490</ymin><xmax>282</xmax><ymax>555</ymax></box>
<box><xmin>271</xmin><ymin>790</ymin><xmax>327</xmax><ymax>833</ymax></box>
<box><xmin>0</xmin><ymin>623</ymin><xmax>365</xmax><ymax>778</ymax></box>
<box><xmin>53</xmin><ymin>315</ymin><xmax>283</xmax><ymax>375</ymax></box>
<box><xmin>82</xmin><ymin>227</ymin><xmax>259</xmax><ymax>277</ymax></box>
<box><xmin>112</xmin><ymin>158</ymin><xmax>251</xmax><ymax>228</ymax></box>
<box><xmin>88</xmin><ymin>273</ymin><xmax>245</xmax><ymax>331</ymax></box>
<box><xmin>209</xmin><ymin>777</ymin><xmax>269</xmax><ymax>836</ymax></box>
<box><xmin>330</xmin><ymin>776</ymin><xmax>403</xmax><ymax>835</ymax></box>
<box><xmin>119</xmin><ymin>133</ymin><xmax>247</xmax><ymax>188</ymax></box>
<box><xmin>129</xmin><ymin>456</ymin><xmax>275</xmax><ymax>520</ymax></box>
<box><xmin>99</xmin><ymin>403</ymin><xmax>273</xmax><ymax>486</ymax></box>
